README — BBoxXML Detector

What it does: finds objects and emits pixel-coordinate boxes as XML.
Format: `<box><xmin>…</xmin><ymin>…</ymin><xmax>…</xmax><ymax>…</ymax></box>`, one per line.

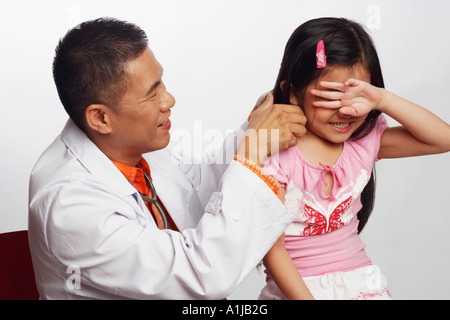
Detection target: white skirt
<box><xmin>259</xmin><ymin>265</ymin><xmax>392</xmax><ymax>300</ymax></box>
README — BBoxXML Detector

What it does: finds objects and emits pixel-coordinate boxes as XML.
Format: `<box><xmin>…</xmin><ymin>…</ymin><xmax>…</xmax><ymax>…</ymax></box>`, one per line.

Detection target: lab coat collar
<box><xmin>59</xmin><ymin>119</ymin><xmax>137</xmax><ymax>197</ymax></box>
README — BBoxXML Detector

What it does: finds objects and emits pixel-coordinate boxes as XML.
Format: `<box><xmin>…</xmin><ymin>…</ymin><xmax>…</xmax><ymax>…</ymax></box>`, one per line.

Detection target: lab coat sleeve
<box><xmin>172</xmin><ymin>122</ymin><xmax>247</xmax><ymax>207</ymax></box>
<box><xmin>45</xmin><ymin>161</ymin><xmax>292</xmax><ymax>300</ymax></box>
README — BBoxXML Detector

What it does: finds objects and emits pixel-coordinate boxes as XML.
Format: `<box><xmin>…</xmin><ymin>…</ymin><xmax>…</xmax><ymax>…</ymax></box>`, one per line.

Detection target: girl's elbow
<box><xmin>433</xmin><ymin>126</ymin><xmax>450</xmax><ymax>154</ymax></box>
<box><xmin>443</xmin><ymin>143</ymin><xmax>450</xmax><ymax>154</ymax></box>
<box><xmin>433</xmin><ymin>140</ymin><xmax>450</xmax><ymax>155</ymax></box>
<box><xmin>441</xmin><ymin>129</ymin><xmax>450</xmax><ymax>153</ymax></box>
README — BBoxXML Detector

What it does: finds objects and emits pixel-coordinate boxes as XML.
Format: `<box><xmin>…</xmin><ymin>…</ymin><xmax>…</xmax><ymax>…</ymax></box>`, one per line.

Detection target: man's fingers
<box><xmin>290</xmin><ymin>123</ymin><xmax>307</xmax><ymax>137</ymax></box>
<box><xmin>287</xmin><ymin>112</ymin><xmax>307</xmax><ymax>126</ymax></box>
<box><xmin>272</xmin><ymin>104</ymin><xmax>307</xmax><ymax>133</ymax></box>
<box><xmin>258</xmin><ymin>93</ymin><xmax>274</xmax><ymax>112</ymax></box>
<box><xmin>273</xmin><ymin>104</ymin><xmax>306</xmax><ymax>117</ymax></box>
<box><xmin>271</xmin><ymin>103</ymin><xmax>300</xmax><ymax>112</ymax></box>
<box><xmin>248</xmin><ymin>102</ymin><xmax>308</xmax><ymax>156</ymax></box>
<box><xmin>253</xmin><ymin>92</ymin><xmax>273</xmax><ymax>110</ymax></box>
<box><xmin>248</xmin><ymin>93</ymin><xmax>274</xmax><ymax>122</ymax></box>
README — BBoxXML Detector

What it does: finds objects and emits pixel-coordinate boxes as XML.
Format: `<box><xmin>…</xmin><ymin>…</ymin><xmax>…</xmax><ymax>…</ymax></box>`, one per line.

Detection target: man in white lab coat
<box><xmin>28</xmin><ymin>17</ymin><xmax>306</xmax><ymax>299</ymax></box>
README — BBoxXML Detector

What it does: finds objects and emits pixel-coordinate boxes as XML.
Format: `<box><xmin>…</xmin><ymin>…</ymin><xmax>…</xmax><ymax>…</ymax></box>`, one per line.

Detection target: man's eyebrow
<box><xmin>146</xmin><ymin>68</ymin><xmax>164</xmax><ymax>96</ymax></box>
<box><xmin>146</xmin><ymin>80</ymin><xmax>161</xmax><ymax>96</ymax></box>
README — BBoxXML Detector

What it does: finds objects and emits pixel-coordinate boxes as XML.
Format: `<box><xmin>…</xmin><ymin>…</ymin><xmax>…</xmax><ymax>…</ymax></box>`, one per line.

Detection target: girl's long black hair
<box><xmin>273</xmin><ymin>18</ymin><xmax>384</xmax><ymax>233</ymax></box>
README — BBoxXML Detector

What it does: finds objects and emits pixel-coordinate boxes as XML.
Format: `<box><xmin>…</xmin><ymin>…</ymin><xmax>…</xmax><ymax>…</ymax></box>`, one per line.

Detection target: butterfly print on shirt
<box><xmin>302</xmin><ymin>196</ymin><xmax>353</xmax><ymax>236</ymax></box>
<box><xmin>283</xmin><ymin>169</ymin><xmax>370</xmax><ymax>236</ymax></box>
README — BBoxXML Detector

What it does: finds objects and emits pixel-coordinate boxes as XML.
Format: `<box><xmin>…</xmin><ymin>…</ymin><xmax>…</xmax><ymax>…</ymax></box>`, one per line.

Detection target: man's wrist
<box><xmin>235</xmin><ymin>129</ymin><xmax>273</xmax><ymax>168</ymax></box>
<box><xmin>235</xmin><ymin>137</ymin><xmax>265</xmax><ymax>168</ymax></box>
<box><xmin>233</xmin><ymin>155</ymin><xmax>280</xmax><ymax>197</ymax></box>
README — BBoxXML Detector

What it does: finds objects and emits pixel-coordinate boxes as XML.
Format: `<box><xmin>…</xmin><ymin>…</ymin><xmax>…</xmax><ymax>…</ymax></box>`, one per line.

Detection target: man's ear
<box><xmin>85</xmin><ymin>104</ymin><xmax>113</xmax><ymax>134</ymax></box>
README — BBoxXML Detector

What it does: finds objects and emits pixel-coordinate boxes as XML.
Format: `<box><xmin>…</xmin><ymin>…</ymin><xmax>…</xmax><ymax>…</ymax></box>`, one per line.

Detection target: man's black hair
<box><xmin>53</xmin><ymin>17</ymin><xmax>148</xmax><ymax>131</ymax></box>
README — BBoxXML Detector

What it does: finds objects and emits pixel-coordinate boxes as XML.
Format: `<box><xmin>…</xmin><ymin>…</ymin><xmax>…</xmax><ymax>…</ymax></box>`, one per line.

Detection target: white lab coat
<box><xmin>28</xmin><ymin>119</ymin><xmax>293</xmax><ymax>300</ymax></box>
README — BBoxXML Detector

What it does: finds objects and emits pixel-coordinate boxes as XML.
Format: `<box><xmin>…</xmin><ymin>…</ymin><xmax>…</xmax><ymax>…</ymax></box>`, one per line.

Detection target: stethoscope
<box><xmin>138</xmin><ymin>169</ymin><xmax>169</xmax><ymax>229</ymax></box>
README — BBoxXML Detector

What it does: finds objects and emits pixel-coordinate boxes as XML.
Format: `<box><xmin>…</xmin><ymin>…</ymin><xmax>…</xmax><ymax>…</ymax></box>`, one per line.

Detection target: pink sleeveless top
<box><xmin>263</xmin><ymin>116</ymin><xmax>388</xmax><ymax>276</ymax></box>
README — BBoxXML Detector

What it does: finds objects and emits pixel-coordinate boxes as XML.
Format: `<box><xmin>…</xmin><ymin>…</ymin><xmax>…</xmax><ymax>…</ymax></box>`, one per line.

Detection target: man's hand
<box><xmin>236</xmin><ymin>94</ymin><xmax>307</xmax><ymax>167</ymax></box>
<box><xmin>249</xmin><ymin>91</ymin><xmax>272</xmax><ymax>120</ymax></box>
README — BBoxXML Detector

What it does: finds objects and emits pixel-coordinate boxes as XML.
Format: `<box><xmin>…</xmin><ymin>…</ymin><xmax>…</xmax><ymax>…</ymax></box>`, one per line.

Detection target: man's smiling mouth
<box><xmin>158</xmin><ymin>119</ymin><xmax>169</xmax><ymax>127</ymax></box>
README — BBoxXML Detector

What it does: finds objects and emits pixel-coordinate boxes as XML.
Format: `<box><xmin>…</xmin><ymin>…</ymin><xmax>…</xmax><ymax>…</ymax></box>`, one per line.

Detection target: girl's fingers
<box><xmin>339</xmin><ymin>106</ymin><xmax>358</xmax><ymax>117</ymax></box>
<box><xmin>344</xmin><ymin>78</ymin><xmax>361</xmax><ymax>87</ymax></box>
<box><xmin>311</xmin><ymin>89</ymin><xmax>344</xmax><ymax>101</ymax></box>
<box><xmin>312</xmin><ymin>100</ymin><xmax>342</xmax><ymax>109</ymax></box>
<box><xmin>318</xmin><ymin>81</ymin><xmax>346</xmax><ymax>91</ymax></box>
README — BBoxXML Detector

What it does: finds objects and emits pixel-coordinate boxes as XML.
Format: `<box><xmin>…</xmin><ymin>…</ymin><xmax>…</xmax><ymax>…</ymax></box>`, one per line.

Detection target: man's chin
<box><xmin>147</xmin><ymin>134</ymin><xmax>171</xmax><ymax>153</ymax></box>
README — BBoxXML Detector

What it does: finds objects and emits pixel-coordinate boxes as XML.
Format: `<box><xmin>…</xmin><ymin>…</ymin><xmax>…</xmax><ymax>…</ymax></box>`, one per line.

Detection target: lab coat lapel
<box><xmin>60</xmin><ymin>119</ymin><xmax>152</xmax><ymax>224</ymax></box>
<box><xmin>145</xmin><ymin>150</ymin><xmax>197</xmax><ymax>230</ymax></box>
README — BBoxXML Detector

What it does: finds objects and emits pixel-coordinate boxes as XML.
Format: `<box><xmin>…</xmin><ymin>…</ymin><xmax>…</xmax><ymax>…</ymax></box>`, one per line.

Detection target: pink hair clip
<box><xmin>316</xmin><ymin>40</ymin><xmax>327</xmax><ymax>69</ymax></box>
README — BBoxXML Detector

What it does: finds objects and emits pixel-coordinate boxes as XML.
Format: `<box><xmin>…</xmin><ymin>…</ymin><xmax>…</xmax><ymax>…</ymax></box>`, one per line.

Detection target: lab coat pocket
<box><xmin>204</xmin><ymin>192</ymin><xmax>223</xmax><ymax>215</ymax></box>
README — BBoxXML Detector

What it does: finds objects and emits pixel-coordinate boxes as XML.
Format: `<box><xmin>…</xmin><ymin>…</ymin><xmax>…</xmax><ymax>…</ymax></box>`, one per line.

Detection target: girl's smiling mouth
<box><xmin>329</xmin><ymin>121</ymin><xmax>353</xmax><ymax>133</ymax></box>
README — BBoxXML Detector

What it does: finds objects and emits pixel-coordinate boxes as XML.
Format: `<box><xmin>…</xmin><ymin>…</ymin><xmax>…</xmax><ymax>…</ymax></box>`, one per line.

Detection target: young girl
<box><xmin>259</xmin><ymin>17</ymin><xmax>450</xmax><ymax>300</ymax></box>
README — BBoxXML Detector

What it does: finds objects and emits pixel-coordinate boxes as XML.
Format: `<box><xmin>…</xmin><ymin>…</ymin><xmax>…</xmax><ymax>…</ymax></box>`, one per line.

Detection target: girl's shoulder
<box><xmin>263</xmin><ymin>146</ymin><xmax>301</xmax><ymax>188</ymax></box>
<box><xmin>346</xmin><ymin>115</ymin><xmax>388</xmax><ymax>162</ymax></box>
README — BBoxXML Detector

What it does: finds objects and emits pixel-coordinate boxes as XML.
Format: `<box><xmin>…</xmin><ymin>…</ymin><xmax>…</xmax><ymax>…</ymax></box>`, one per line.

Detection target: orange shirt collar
<box><xmin>111</xmin><ymin>157</ymin><xmax>151</xmax><ymax>195</ymax></box>
<box><xmin>111</xmin><ymin>157</ymin><xmax>179</xmax><ymax>231</ymax></box>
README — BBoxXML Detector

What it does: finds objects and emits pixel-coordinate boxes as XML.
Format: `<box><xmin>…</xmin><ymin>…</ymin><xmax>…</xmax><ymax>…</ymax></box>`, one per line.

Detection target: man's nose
<box><xmin>160</xmin><ymin>88</ymin><xmax>176</xmax><ymax>112</ymax></box>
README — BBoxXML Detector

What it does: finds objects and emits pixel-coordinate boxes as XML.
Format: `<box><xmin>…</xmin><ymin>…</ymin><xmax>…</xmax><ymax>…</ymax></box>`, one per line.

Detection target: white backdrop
<box><xmin>0</xmin><ymin>0</ymin><xmax>449</xmax><ymax>300</ymax></box>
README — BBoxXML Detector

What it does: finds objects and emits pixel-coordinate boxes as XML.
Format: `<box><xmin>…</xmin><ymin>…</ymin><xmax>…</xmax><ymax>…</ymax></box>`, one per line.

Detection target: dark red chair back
<box><xmin>0</xmin><ymin>230</ymin><xmax>39</xmax><ymax>300</ymax></box>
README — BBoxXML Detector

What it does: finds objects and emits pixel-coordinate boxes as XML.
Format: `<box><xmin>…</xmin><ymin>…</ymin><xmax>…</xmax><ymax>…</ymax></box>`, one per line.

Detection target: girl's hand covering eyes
<box><xmin>311</xmin><ymin>79</ymin><xmax>385</xmax><ymax>117</ymax></box>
